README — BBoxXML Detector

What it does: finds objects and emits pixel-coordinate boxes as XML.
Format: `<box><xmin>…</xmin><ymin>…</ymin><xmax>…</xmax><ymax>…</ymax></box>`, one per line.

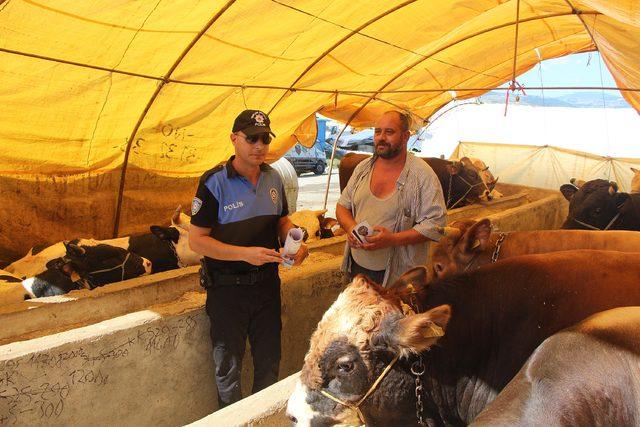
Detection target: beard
<box><xmin>375</xmin><ymin>142</ymin><xmax>402</xmax><ymax>159</ymax></box>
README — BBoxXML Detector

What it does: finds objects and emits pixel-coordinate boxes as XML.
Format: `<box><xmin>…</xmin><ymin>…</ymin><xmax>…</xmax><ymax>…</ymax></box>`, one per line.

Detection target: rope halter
<box><xmin>320</xmin><ymin>354</ymin><xmax>400</xmax><ymax>426</ymax></box>
<box><xmin>72</xmin><ymin>252</ymin><xmax>132</xmax><ymax>289</ymax></box>
<box><xmin>571</xmin><ymin>212</ymin><xmax>621</xmax><ymax>231</ymax></box>
<box><xmin>447</xmin><ymin>173</ymin><xmax>486</xmax><ymax>209</ymax></box>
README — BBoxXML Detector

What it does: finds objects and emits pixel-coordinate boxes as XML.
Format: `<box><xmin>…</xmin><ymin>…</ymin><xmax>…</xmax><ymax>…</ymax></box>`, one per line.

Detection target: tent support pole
<box><xmin>112</xmin><ymin>0</ymin><xmax>237</xmax><ymax>237</ymax></box>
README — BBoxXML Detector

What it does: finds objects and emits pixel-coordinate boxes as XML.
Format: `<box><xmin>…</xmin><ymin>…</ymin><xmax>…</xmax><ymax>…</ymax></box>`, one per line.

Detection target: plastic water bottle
<box><xmin>282</xmin><ymin>228</ymin><xmax>304</xmax><ymax>267</ymax></box>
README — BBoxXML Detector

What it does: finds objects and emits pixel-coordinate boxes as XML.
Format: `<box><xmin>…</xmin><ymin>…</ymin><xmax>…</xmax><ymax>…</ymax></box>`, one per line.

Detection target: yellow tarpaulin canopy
<box><xmin>1</xmin><ymin>0</ymin><xmax>639</xmax><ymax>262</ymax></box>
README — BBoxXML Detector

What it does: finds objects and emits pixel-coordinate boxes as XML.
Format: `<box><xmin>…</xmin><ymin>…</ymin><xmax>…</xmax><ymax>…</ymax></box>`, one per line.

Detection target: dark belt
<box><xmin>210</xmin><ymin>267</ymin><xmax>272</xmax><ymax>286</ymax></box>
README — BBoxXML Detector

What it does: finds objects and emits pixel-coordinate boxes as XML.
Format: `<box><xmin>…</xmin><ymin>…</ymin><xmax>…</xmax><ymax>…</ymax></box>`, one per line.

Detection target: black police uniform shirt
<box><xmin>191</xmin><ymin>155</ymin><xmax>289</xmax><ymax>273</ymax></box>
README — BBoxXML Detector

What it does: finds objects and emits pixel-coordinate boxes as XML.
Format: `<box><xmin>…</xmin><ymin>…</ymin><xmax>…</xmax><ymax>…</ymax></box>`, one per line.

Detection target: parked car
<box><xmin>337</xmin><ymin>129</ymin><xmax>374</xmax><ymax>153</ymax></box>
<box><xmin>323</xmin><ymin>145</ymin><xmax>348</xmax><ymax>160</ymax></box>
<box><xmin>284</xmin><ymin>143</ymin><xmax>327</xmax><ymax>175</ymax></box>
<box><xmin>337</xmin><ymin>127</ymin><xmax>431</xmax><ymax>154</ymax></box>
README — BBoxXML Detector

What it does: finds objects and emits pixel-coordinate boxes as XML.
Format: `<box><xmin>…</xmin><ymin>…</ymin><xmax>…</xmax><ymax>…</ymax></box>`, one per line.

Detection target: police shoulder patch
<box><xmin>191</xmin><ymin>197</ymin><xmax>203</xmax><ymax>215</ymax></box>
<box><xmin>269</xmin><ymin>188</ymin><xmax>278</xmax><ymax>204</ymax></box>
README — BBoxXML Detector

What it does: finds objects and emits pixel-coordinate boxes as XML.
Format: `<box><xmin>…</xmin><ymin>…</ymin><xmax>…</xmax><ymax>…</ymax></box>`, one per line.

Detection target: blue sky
<box><xmin>503</xmin><ymin>52</ymin><xmax>618</xmax><ymax>98</ymax></box>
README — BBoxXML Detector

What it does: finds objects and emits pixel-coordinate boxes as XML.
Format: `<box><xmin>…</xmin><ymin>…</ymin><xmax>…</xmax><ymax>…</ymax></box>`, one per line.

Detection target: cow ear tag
<box><xmin>401</xmin><ymin>301</ymin><xmax>415</xmax><ymax>316</ymax></box>
<box><xmin>471</xmin><ymin>239</ymin><xmax>481</xmax><ymax>249</ymax></box>
<box><xmin>401</xmin><ymin>283</ymin><xmax>417</xmax><ymax>315</ymax></box>
<box><xmin>70</xmin><ymin>271</ymin><xmax>82</xmax><ymax>282</ymax></box>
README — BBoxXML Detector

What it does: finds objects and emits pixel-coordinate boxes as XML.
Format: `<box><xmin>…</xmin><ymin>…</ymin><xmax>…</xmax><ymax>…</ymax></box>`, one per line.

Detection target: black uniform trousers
<box><xmin>204</xmin><ymin>266</ymin><xmax>281</xmax><ymax>408</ymax></box>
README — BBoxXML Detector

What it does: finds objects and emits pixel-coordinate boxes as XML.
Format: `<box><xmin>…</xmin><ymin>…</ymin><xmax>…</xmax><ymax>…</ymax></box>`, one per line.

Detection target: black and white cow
<box><xmin>22</xmin><ymin>242</ymin><xmax>152</xmax><ymax>298</ymax></box>
<box><xmin>113</xmin><ymin>225</ymin><xmax>200</xmax><ymax>273</ymax></box>
<box><xmin>5</xmin><ymin>207</ymin><xmax>201</xmax><ymax>278</ymax></box>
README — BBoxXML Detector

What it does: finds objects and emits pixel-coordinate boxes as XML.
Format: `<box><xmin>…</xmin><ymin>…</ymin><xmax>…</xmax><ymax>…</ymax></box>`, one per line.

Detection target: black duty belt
<box><xmin>210</xmin><ymin>267</ymin><xmax>272</xmax><ymax>286</ymax></box>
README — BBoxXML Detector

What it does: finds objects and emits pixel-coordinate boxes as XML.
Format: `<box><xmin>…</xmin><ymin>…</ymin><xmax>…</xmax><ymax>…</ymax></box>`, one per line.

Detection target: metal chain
<box><xmin>172</xmin><ymin>243</ymin><xmax>186</xmax><ymax>268</ymax></box>
<box><xmin>491</xmin><ymin>233</ymin><xmax>507</xmax><ymax>263</ymax></box>
<box><xmin>407</xmin><ymin>290</ymin><xmax>428</xmax><ymax>426</ymax></box>
<box><xmin>165</xmin><ymin>240</ymin><xmax>186</xmax><ymax>268</ymax></box>
<box><xmin>411</xmin><ymin>356</ymin><xmax>426</xmax><ymax>426</ymax></box>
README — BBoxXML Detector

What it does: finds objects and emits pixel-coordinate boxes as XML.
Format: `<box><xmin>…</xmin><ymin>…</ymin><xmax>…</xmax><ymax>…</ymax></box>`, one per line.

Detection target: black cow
<box><xmin>6</xmin><ymin>224</ymin><xmax>200</xmax><ymax>278</ymax></box>
<box><xmin>123</xmin><ymin>225</ymin><xmax>201</xmax><ymax>273</ymax></box>
<box><xmin>472</xmin><ymin>307</ymin><xmax>640</xmax><ymax>426</ymax></box>
<box><xmin>22</xmin><ymin>242</ymin><xmax>152</xmax><ymax>298</ymax></box>
<box><xmin>287</xmin><ymin>250</ymin><xmax>640</xmax><ymax>426</ymax></box>
<box><xmin>560</xmin><ymin>179</ymin><xmax>640</xmax><ymax>230</ymax></box>
<box><xmin>338</xmin><ymin>153</ymin><xmax>487</xmax><ymax>209</ymax></box>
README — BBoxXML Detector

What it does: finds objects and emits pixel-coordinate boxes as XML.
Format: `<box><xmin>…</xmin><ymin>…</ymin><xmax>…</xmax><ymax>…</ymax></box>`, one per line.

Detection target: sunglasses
<box><xmin>238</xmin><ymin>133</ymin><xmax>272</xmax><ymax>145</ymax></box>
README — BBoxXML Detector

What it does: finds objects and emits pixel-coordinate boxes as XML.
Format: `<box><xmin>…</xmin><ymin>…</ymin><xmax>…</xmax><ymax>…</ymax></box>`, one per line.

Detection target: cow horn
<box><xmin>488</xmin><ymin>177</ymin><xmax>499</xmax><ymax>191</ymax></box>
<box><xmin>436</xmin><ymin>226</ymin><xmax>462</xmax><ymax>238</ymax></box>
<box><xmin>570</xmin><ymin>178</ymin><xmax>585</xmax><ymax>188</ymax></box>
<box><xmin>172</xmin><ymin>205</ymin><xmax>182</xmax><ymax>224</ymax></box>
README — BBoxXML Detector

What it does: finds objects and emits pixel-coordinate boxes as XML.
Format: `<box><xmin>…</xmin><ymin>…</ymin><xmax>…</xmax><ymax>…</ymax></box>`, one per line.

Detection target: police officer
<box><xmin>189</xmin><ymin>109</ymin><xmax>308</xmax><ymax>408</ymax></box>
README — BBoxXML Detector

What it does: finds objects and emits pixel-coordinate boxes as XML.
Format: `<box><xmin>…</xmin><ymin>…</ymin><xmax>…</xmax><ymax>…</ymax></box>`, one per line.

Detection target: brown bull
<box><xmin>472</xmin><ymin>307</ymin><xmax>640</xmax><ymax>426</ymax></box>
<box><xmin>287</xmin><ymin>250</ymin><xmax>640</xmax><ymax>426</ymax></box>
<box><xmin>431</xmin><ymin>218</ymin><xmax>640</xmax><ymax>279</ymax></box>
<box><xmin>339</xmin><ymin>152</ymin><xmax>491</xmax><ymax>209</ymax></box>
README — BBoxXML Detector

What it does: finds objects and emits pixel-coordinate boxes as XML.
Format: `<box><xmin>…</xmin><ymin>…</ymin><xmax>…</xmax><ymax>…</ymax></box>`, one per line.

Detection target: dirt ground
<box><xmin>295</xmin><ymin>167</ymin><xmax>341</xmax><ymax>218</ymax></box>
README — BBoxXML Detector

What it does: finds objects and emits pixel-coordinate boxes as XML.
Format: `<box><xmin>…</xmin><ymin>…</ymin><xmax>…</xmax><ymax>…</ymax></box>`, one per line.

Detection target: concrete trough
<box><xmin>0</xmin><ymin>252</ymin><xmax>346</xmax><ymax>426</ymax></box>
<box><xmin>0</xmin><ymin>183</ymin><xmax>567</xmax><ymax>426</ymax></box>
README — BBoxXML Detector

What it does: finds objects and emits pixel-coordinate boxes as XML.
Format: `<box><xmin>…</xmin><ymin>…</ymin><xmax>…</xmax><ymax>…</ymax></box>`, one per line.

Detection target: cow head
<box><xmin>51</xmin><ymin>242</ymin><xmax>152</xmax><ymax>285</ymax></box>
<box><xmin>446</xmin><ymin>159</ymin><xmax>485</xmax><ymax>206</ymax></box>
<box><xmin>21</xmin><ymin>243</ymin><xmax>151</xmax><ymax>298</ymax></box>
<box><xmin>460</xmin><ymin>157</ymin><xmax>498</xmax><ymax>201</ymax></box>
<box><xmin>560</xmin><ymin>179</ymin><xmax>629</xmax><ymax>230</ymax></box>
<box><xmin>431</xmin><ymin>219</ymin><xmax>492</xmax><ymax>279</ymax></box>
<box><xmin>319</xmin><ymin>216</ymin><xmax>345</xmax><ymax>239</ymax></box>
<box><xmin>287</xmin><ymin>269</ymin><xmax>451</xmax><ymax>426</ymax></box>
<box><xmin>150</xmin><ymin>224</ymin><xmax>202</xmax><ymax>267</ymax></box>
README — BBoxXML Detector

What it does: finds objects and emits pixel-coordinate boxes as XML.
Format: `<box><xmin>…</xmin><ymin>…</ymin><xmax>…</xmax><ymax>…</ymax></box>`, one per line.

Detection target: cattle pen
<box><xmin>3</xmin><ymin>1</ymin><xmax>639</xmax><ymax>424</ymax></box>
<box><xmin>0</xmin><ymin>183</ymin><xmax>565</xmax><ymax>426</ymax></box>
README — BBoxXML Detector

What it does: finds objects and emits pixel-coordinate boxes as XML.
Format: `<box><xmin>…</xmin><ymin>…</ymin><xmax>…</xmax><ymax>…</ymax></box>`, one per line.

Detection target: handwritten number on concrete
<box><xmin>0</xmin><ymin>315</ymin><xmax>198</xmax><ymax>424</ymax></box>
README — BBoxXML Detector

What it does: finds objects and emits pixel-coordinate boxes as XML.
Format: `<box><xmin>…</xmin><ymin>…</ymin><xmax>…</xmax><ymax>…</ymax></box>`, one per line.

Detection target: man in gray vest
<box><xmin>336</xmin><ymin>110</ymin><xmax>446</xmax><ymax>286</ymax></box>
